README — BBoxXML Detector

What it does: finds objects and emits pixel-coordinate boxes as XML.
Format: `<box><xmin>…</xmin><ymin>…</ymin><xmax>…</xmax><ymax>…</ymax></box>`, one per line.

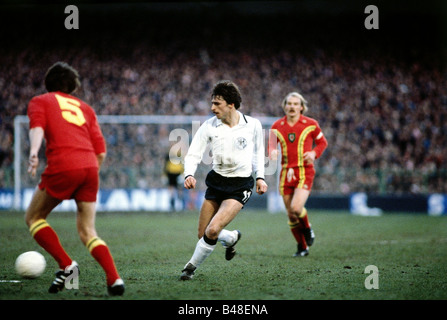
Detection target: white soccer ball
<box><xmin>15</xmin><ymin>251</ymin><xmax>46</xmax><ymax>279</ymax></box>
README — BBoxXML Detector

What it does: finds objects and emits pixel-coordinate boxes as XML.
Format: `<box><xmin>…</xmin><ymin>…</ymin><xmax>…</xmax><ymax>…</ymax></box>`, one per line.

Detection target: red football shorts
<box><xmin>279</xmin><ymin>166</ymin><xmax>315</xmax><ymax>196</ymax></box>
<box><xmin>39</xmin><ymin>167</ymin><xmax>99</xmax><ymax>202</ymax></box>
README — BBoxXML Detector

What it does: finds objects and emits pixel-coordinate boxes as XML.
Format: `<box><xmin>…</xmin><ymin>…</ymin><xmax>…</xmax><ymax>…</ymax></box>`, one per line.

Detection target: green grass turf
<box><xmin>1</xmin><ymin>209</ymin><xmax>446</xmax><ymax>301</ymax></box>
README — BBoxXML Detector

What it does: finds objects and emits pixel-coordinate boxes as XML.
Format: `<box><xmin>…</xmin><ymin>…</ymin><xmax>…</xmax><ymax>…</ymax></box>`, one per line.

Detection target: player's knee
<box><xmin>288</xmin><ymin>215</ymin><xmax>298</xmax><ymax>224</ymax></box>
<box><xmin>287</xmin><ymin>207</ymin><xmax>302</xmax><ymax>220</ymax></box>
<box><xmin>205</xmin><ymin>225</ymin><xmax>220</xmax><ymax>240</ymax></box>
<box><xmin>24</xmin><ymin>209</ymin><xmax>44</xmax><ymax>227</ymax></box>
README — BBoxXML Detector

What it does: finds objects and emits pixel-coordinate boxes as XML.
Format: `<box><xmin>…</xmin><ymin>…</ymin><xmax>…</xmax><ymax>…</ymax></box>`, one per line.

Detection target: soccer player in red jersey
<box><xmin>25</xmin><ymin>62</ymin><xmax>124</xmax><ymax>295</ymax></box>
<box><xmin>269</xmin><ymin>92</ymin><xmax>328</xmax><ymax>257</ymax></box>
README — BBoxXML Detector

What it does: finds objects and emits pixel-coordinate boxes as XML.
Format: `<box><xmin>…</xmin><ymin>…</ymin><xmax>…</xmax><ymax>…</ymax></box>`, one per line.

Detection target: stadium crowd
<box><xmin>0</xmin><ymin>9</ymin><xmax>446</xmax><ymax>194</ymax></box>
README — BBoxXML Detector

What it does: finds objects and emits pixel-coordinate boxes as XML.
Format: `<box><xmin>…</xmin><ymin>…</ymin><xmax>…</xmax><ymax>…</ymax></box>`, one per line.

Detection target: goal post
<box><xmin>13</xmin><ymin>115</ymin><xmax>27</xmax><ymax>210</ymax></box>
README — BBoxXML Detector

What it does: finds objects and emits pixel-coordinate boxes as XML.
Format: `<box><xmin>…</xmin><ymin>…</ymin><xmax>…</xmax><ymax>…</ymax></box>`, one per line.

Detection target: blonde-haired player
<box><xmin>269</xmin><ymin>92</ymin><xmax>328</xmax><ymax>256</ymax></box>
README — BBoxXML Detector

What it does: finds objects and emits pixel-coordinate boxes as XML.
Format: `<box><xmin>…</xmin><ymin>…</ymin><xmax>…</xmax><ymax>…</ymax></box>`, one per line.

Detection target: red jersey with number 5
<box><xmin>27</xmin><ymin>91</ymin><xmax>106</xmax><ymax>174</ymax></box>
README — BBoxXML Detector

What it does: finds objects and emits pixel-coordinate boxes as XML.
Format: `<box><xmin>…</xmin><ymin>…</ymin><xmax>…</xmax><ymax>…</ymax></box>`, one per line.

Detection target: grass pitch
<box><xmin>1</xmin><ymin>209</ymin><xmax>446</xmax><ymax>301</ymax></box>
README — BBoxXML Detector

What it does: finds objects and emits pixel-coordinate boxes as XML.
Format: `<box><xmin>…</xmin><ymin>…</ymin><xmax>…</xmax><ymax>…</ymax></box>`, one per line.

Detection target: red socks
<box><xmin>29</xmin><ymin>219</ymin><xmax>72</xmax><ymax>270</ymax></box>
<box><xmin>30</xmin><ymin>219</ymin><xmax>121</xmax><ymax>286</ymax></box>
<box><xmin>288</xmin><ymin>207</ymin><xmax>310</xmax><ymax>249</ymax></box>
<box><xmin>87</xmin><ymin>237</ymin><xmax>121</xmax><ymax>286</ymax></box>
<box><xmin>298</xmin><ymin>207</ymin><xmax>310</xmax><ymax>229</ymax></box>
<box><xmin>288</xmin><ymin>220</ymin><xmax>307</xmax><ymax>250</ymax></box>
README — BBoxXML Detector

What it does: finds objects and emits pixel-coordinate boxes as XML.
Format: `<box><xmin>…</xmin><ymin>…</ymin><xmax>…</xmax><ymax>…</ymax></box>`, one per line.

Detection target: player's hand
<box><xmin>286</xmin><ymin>168</ymin><xmax>296</xmax><ymax>182</ymax></box>
<box><xmin>256</xmin><ymin>179</ymin><xmax>268</xmax><ymax>195</ymax></box>
<box><xmin>28</xmin><ymin>154</ymin><xmax>39</xmax><ymax>177</ymax></box>
<box><xmin>184</xmin><ymin>176</ymin><xmax>196</xmax><ymax>189</ymax></box>
<box><xmin>303</xmin><ymin>150</ymin><xmax>316</xmax><ymax>164</ymax></box>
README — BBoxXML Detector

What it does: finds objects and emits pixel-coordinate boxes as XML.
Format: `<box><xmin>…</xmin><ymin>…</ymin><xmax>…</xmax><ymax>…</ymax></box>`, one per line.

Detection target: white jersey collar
<box><xmin>214</xmin><ymin>111</ymin><xmax>247</xmax><ymax>127</ymax></box>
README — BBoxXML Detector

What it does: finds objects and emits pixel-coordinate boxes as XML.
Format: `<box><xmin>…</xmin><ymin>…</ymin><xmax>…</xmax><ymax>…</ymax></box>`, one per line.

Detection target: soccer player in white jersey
<box><xmin>180</xmin><ymin>80</ymin><xmax>268</xmax><ymax>280</ymax></box>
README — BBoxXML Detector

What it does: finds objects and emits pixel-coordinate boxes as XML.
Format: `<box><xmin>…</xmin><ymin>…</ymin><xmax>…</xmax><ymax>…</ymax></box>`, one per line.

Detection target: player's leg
<box><xmin>299</xmin><ymin>207</ymin><xmax>315</xmax><ymax>246</ymax></box>
<box><xmin>76</xmin><ymin>200</ymin><xmax>124</xmax><ymax>295</ymax></box>
<box><xmin>168</xmin><ymin>174</ymin><xmax>181</xmax><ymax>211</ymax></box>
<box><xmin>283</xmin><ymin>193</ymin><xmax>306</xmax><ymax>256</ymax></box>
<box><xmin>207</xmin><ymin>199</ymin><xmax>243</xmax><ymax>260</ymax></box>
<box><xmin>73</xmin><ymin>167</ymin><xmax>124</xmax><ymax>295</ymax></box>
<box><xmin>202</xmin><ymin>171</ymin><xmax>248</xmax><ymax>255</ymax></box>
<box><xmin>217</xmin><ymin>229</ymin><xmax>240</xmax><ymax>249</ymax></box>
<box><xmin>197</xmin><ymin>199</ymin><xmax>220</xmax><ymax>239</ymax></box>
<box><xmin>195</xmin><ymin>199</ymin><xmax>243</xmax><ymax>267</ymax></box>
<box><xmin>281</xmin><ymin>168</ymin><xmax>306</xmax><ymax>255</ymax></box>
<box><xmin>168</xmin><ymin>186</ymin><xmax>175</xmax><ymax>211</ymax></box>
<box><xmin>205</xmin><ymin>199</ymin><xmax>242</xmax><ymax>240</ymax></box>
<box><xmin>180</xmin><ymin>199</ymin><xmax>242</xmax><ymax>280</ymax></box>
<box><xmin>283</xmin><ymin>188</ymin><xmax>310</xmax><ymax>256</ymax></box>
<box><xmin>289</xmin><ymin>188</ymin><xmax>310</xmax><ymax>224</ymax></box>
<box><xmin>180</xmin><ymin>199</ymin><xmax>219</xmax><ymax>280</ymax></box>
<box><xmin>25</xmin><ymin>188</ymin><xmax>74</xmax><ymax>270</ymax></box>
<box><xmin>288</xmin><ymin>187</ymin><xmax>309</xmax><ymax>217</ymax></box>
<box><xmin>290</xmin><ymin>188</ymin><xmax>315</xmax><ymax>246</ymax></box>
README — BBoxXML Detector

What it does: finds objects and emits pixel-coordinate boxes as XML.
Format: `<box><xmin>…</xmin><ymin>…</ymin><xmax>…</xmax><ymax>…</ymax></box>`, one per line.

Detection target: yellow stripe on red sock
<box><xmin>87</xmin><ymin>238</ymin><xmax>120</xmax><ymax>286</ymax></box>
<box><xmin>29</xmin><ymin>219</ymin><xmax>50</xmax><ymax>237</ymax></box>
<box><xmin>288</xmin><ymin>219</ymin><xmax>307</xmax><ymax>249</ymax></box>
<box><xmin>298</xmin><ymin>207</ymin><xmax>308</xmax><ymax>218</ymax></box>
<box><xmin>86</xmin><ymin>237</ymin><xmax>107</xmax><ymax>253</ymax></box>
<box><xmin>298</xmin><ymin>207</ymin><xmax>311</xmax><ymax>229</ymax></box>
<box><xmin>29</xmin><ymin>219</ymin><xmax>72</xmax><ymax>269</ymax></box>
<box><xmin>288</xmin><ymin>220</ymin><xmax>299</xmax><ymax>228</ymax></box>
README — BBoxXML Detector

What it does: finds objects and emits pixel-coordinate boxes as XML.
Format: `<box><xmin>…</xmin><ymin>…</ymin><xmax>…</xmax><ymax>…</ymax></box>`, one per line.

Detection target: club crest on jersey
<box><xmin>288</xmin><ymin>133</ymin><xmax>296</xmax><ymax>143</ymax></box>
<box><xmin>235</xmin><ymin>137</ymin><xmax>247</xmax><ymax>150</ymax></box>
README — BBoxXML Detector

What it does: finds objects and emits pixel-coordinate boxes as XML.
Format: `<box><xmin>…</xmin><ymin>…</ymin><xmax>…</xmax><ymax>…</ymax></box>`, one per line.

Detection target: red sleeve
<box><xmin>27</xmin><ymin>96</ymin><xmax>46</xmax><ymax>129</ymax></box>
<box><xmin>313</xmin><ymin>131</ymin><xmax>328</xmax><ymax>159</ymax></box>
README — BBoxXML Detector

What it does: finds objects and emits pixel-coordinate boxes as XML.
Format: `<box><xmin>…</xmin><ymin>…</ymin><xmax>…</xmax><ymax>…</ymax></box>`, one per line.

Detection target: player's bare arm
<box><xmin>28</xmin><ymin>127</ymin><xmax>44</xmax><ymax>177</ymax></box>
<box><xmin>96</xmin><ymin>152</ymin><xmax>106</xmax><ymax>168</ymax></box>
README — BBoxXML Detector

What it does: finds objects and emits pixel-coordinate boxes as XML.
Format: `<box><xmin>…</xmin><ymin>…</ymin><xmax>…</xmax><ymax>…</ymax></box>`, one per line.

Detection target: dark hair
<box><xmin>44</xmin><ymin>62</ymin><xmax>81</xmax><ymax>94</ymax></box>
<box><xmin>211</xmin><ymin>80</ymin><xmax>242</xmax><ymax>109</ymax></box>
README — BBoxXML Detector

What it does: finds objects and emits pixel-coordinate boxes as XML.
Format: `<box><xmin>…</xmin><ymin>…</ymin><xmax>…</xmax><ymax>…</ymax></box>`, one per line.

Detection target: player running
<box><xmin>269</xmin><ymin>92</ymin><xmax>328</xmax><ymax>257</ymax></box>
<box><xmin>180</xmin><ymin>80</ymin><xmax>268</xmax><ymax>280</ymax></box>
<box><xmin>25</xmin><ymin>62</ymin><xmax>124</xmax><ymax>295</ymax></box>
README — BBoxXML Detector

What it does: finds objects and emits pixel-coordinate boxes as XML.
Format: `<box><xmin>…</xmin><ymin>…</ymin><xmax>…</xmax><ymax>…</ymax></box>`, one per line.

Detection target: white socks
<box><xmin>186</xmin><ymin>229</ymin><xmax>237</xmax><ymax>269</ymax></box>
<box><xmin>187</xmin><ymin>237</ymin><xmax>216</xmax><ymax>269</ymax></box>
<box><xmin>218</xmin><ymin>229</ymin><xmax>237</xmax><ymax>247</ymax></box>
